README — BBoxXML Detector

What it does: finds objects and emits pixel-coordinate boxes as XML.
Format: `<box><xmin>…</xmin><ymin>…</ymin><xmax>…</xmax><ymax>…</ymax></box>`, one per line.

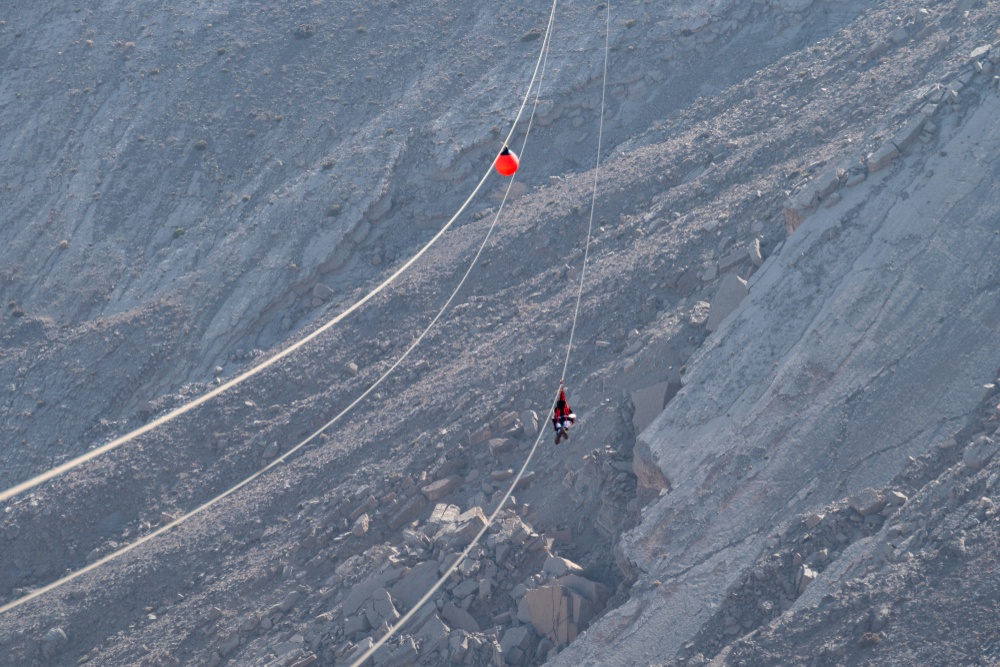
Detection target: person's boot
<box><xmin>554</xmin><ymin>430</ymin><xmax>562</xmax><ymax>445</ymax></box>
<box><xmin>562</xmin><ymin>427</ymin><xmax>570</xmax><ymax>441</ymax></box>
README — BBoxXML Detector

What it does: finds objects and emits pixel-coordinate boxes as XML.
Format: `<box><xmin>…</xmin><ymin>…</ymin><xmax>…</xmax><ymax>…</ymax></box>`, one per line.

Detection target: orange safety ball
<box><xmin>494</xmin><ymin>146</ymin><xmax>519</xmax><ymax>177</ymax></box>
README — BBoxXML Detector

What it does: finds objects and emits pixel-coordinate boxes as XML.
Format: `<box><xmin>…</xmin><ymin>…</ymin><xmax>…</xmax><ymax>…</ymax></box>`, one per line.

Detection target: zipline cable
<box><xmin>0</xmin><ymin>2</ymin><xmax>559</xmax><ymax>618</ymax></box>
<box><xmin>349</xmin><ymin>2</ymin><xmax>610</xmax><ymax>665</ymax></box>
<box><xmin>0</xmin><ymin>0</ymin><xmax>560</xmax><ymax>505</ymax></box>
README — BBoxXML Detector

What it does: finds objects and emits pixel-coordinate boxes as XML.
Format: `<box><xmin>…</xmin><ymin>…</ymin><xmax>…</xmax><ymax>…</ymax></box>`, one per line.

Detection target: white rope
<box><xmin>348</xmin><ymin>2</ymin><xmax>610</xmax><ymax>665</ymax></box>
<box><xmin>561</xmin><ymin>0</ymin><xmax>609</xmax><ymax>385</ymax></box>
<box><xmin>0</xmin><ymin>0</ymin><xmax>560</xmax><ymax>617</ymax></box>
<box><xmin>0</xmin><ymin>0</ymin><xmax>559</xmax><ymax>505</ymax></box>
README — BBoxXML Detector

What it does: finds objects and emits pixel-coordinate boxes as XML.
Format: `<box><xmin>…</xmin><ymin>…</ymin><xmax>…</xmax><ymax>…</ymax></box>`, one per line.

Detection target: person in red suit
<box><xmin>552</xmin><ymin>381</ymin><xmax>576</xmax><ymax>445</ymax></box>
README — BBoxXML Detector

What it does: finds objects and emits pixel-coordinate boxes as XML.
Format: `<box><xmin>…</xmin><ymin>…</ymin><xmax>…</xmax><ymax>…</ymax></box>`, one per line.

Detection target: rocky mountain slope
<box><xmin>3</xmin><ymin>0</ymin><xmax>1000</xmax><ymax>666</ymax></box>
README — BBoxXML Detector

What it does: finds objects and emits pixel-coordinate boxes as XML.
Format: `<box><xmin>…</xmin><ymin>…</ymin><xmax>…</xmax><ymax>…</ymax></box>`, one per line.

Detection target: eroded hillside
<box><xmin>3</xmin><ymin>0</ymin><xmax>1000</xmax><ymax>666</ymax></box>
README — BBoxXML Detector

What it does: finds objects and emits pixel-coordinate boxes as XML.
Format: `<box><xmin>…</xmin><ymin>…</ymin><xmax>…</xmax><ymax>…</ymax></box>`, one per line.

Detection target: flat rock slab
<box><xmin>342</xmin><ymin>567</ymin><xmax>407</xmax><ymax>616</ymax></box>
<box><xmin>706</xmin><ymin>274</ymin><xmax>748</xmax><ymax>332</ymax></box>
<box><xmin>490</xmin><ymin>411</ymin><xmax>520</xmax><ymax>432</ymax></box>
<box><xmin>555</xmin><ymin>574</ymin><xmax>611</xmax><ymax>607</ymax></box>
<box><xmin>524</xmin><ymin>586</ymin><xmax>575</xmax><ymax>644</ymax></box>
<box><xmin>388</xmin><ymin>494</ymin><xmax>428</xmax><ymax>530</ymax></box>
<box><xmin>542</xmin><ymin>556</ymin><xmax>584</xmax><ymax>578</ymax></box>
<box><xmin>469</xmin><ymin>424</ymin><xmax>492</xmax><ymax>446</ymax></box>
<box><xmin>488</xmin><ymin>438</ymin><xmax>517</xmax><ymax>457</ymax></box>
<box><xmin>389</xmin><ymin>561</ymin><xmax>440</xmax><ymax>610</ymax></box>
<box><xmin>428</xmin><ymin>503</ymin><xmax>461</xmax><ymax>526</ymax></box>
<box><xmin>442</xmin><ymin>601</ymin><xmax>480</xmax><ymax>633</ymax></box>
<box><xmin>454</xmin><ymin>507</ymin><xmax>488</xmax><ymax>545</ymax></box>
<box><xmin>523</xmin><ymin>582</ymin><xmax>604</xmax><ymax>646</ymax></box>
<box><xmin>718</xmin><ymin>246</ymin><xmax>748</xmax><ymax>272</ymax></box>
<box><xmin>421</xmin><ymin>475</ymin><xmax>463</xmax><ymax>502</ymax></box>
<box><xmin>893</xmin><ymin>116</ymin><xmax>926</xmax><ymax>151</ymax></box>
<box><xmin>631</xmin><ymin>382</ymin><xmax>671</xmax><ymax>434</ymax></box>
<box><xmin>848</xmin><ymin>488</ymin><xmax>886</xmax><ymax>516</ymax></box>
<box><xmin>415</xmin><ymin>614</ymin><xmax>450</xmax><ymax>656</ymax></box>
<box><xmin>867</xmin><ymin>142</ymin><xmax>899</xmax><ymax>172</ymax></box>
<box><xmin>813</xmin><ymin>169</ymin><xmax>841</xmax><ymax>199</ymax></box>
<box><xmin>520</xmin><ymin>410</ymin><xmax>539</xmax><ymax>436</ymax></box>
<box><xmin>501</xmin><ymin>625</ymin><xmax>535</xmax><ymax>654</ymax></box>
<box><xmin>452</xmin><ymin>579</ymin><xmax>480</xmax><ymax>599</ymax></box>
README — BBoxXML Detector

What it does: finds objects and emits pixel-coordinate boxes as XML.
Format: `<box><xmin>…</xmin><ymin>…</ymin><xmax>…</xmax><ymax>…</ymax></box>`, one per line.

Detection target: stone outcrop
<box><xmin>552</xmin><ymin>80</ymin><xmax>1000</xmax><ymax>667</ymax></box>
<box><xmin>705</xmin><ymin>274</ymin><xmax>748</xmax><ymax>332</ymax></box>
<box><xmin>630</xmin><ymin>382</ymin><xmax>671</xmax><ymax>434</ymax></box>
<box><xmin>522</xmin><ymin>575</ymin><xmax>610</xmax><ymax>645</ymax></box>
<box><xmin>963</xmin><ymin>435</ymin><xmax>998</xmax><ymax>471</ymax></box>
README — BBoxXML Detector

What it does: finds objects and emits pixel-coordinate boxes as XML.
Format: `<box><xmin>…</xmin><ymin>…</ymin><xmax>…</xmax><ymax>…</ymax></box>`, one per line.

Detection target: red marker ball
<box><xmin>494</xmin><ymin>147</ymin><xmax>519</xmax><ymax>177</ymax></box>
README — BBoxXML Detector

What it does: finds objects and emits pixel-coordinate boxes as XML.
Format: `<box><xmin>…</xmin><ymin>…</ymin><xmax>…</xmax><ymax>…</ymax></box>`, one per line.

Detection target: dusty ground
<box><xmin>3</xmin><ymin>0</ymin><xmax>1000</xmax><ymax>666</ymax></box>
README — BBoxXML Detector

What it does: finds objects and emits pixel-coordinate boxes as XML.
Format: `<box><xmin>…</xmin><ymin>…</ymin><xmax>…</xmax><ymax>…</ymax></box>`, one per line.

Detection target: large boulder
<box><xmin>523</xmin><ymin>575</ymin><xmax>609</xmax><ymax>645</ymax></box>
<box><xmin>963</xmin><ymin>435</ymin><xmax>999</xmax><ymax>471</ymax></box>
<box><xmin>848</xmin><ymin>488</ymin><xmax>886</xmax><ymax>516</ymax></box>
<box><xmin>442</xmin><ymin>601</ymin><xmax>481</xmax><ymax>633</ymax></box>
<box><xmin>389</xmin><ymin>561</ymin><xmax>440</xmax><ymax>610</ymax></box>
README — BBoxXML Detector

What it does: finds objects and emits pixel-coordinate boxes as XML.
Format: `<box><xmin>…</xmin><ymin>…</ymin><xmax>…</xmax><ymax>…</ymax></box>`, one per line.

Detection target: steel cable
<box><xmin>348</xmin><ymin>2</ymin><xmax>610</xmax><ymax>665</ymax></box>
<box><xmin>0</xmin><ymin>0</ymin><xmax>560</xmax><ymax>617</ymax></box>
<box><xmin>0</xmin><ymin>0</ymin><xmax>561</xmax><ymax>504</ymax></box>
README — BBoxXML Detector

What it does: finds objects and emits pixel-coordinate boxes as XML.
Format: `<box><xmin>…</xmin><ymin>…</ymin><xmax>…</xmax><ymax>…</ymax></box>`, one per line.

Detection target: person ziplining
<box><xmin>552</xmin><ymin>380</ymin><xmax>576</xmax><ymax>444</ymax></box>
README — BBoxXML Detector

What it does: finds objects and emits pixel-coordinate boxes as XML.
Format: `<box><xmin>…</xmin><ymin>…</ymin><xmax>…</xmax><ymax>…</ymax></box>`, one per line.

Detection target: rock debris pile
<box><xmin>212</xmin><ymin>501</ymin><xmax>610</xmax><ymax>667</ymax></box>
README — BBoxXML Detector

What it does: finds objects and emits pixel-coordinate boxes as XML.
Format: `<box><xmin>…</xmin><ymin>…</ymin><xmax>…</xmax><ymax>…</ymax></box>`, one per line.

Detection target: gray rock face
<box><xmin>442</xmin><ymin>601</ymin><xmax>481</xmax><ymax>633</ymax></box>
<box><xmin>389</xmin><ymin>561</ymin><xmax>440</xmax><ymax>610</ymax></box>
<box><xmin>705</xmin><ymin>274</ymin><xmax>748</xmax><ymax>332</ymax></box>
<box><xmin>553</xmin><ymin>85</ymin><xmax>1000</xmax><ymax>667</ymax></box>
<box><xmin>633</xmin><ymin>437</ymin><xmax>671</xmax><ymax>493</ymax></box>
<box><xmin>421</xmin><ymin>475</ymin><xmax>463</xmax><ymax>502</ymax></box>
<box><xmin>542</xmin><ymin>556</ymin><xmax>584</xmax><ymax>578</ymax></box>
<box><xmin>963</xmin><ymin>435</ymin><xmax>999</xmax><ymax>471</ymax></box>
<box><xmin>813</xmin><ymin>169</ymin><xmax>841</xmax><ymax>199</ymax></box>
<box><xmin>848</xmin><ymin>488</ymin><xmax>886</xmax><ymax>516</ymax></box>
<box><xmin>41</xmin><ymin>627</ymin><xmax>68</xmax><ymax>660</ymax></box>
<box><xmin>500</xmin><ymin>625</ymin><xmax>534</xmax><ymax>655</ymax></box>
<box><xmin>893</xmin><ymin>116</ymin><xmax>927</xmax><ymax>151</ymax></box>
<box><xmin>7</xmin><ymin>3</ymin><xmax>1000</xmax><ymax>667</ymax></box>
<box><xmin>630</xmin><ymin>382</ymin><xmax>672</xmax><ymax>434</ymax></box>
<box><xmin>311</xmin><ymin>283</ymin><xmax>335</xmax><ymax>301</ymax></box>
<box><xmin>98</xmin><ymin>511</ymin><xmax>127</xmax><ymax>537</ymax></box>
<box><xmin>867</xmin><ymin>142</ymin><xmax>899</xmax><ymax>171</ymax></box>
<box><xmin>772</xmin><ymin>0</ymin><xmax>813</xmax><ymax>10</ymax></box>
